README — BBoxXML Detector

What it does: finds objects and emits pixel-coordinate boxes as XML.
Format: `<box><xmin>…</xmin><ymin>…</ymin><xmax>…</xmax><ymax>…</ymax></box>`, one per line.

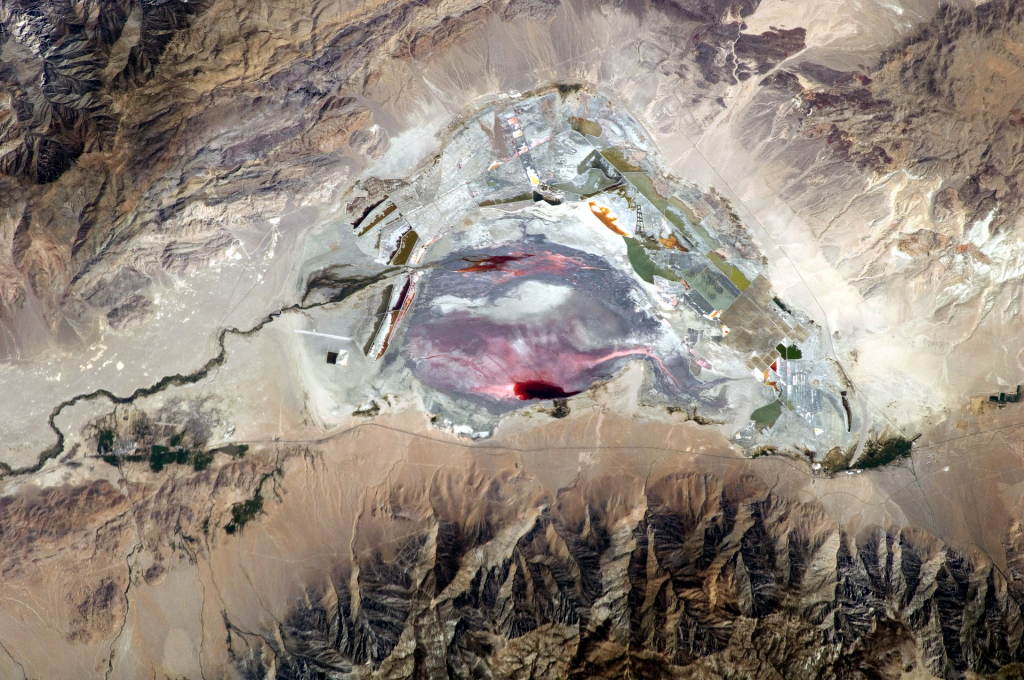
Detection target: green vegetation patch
<box><xmin>623</xmin><ymin>237</ymin><xmax>677</xmax><ymax>284</ymax></box>
<box><xmin>776</xmin><ymin>343</ymin><xmax>803</xmax><ymax>360</ymax></box>
<box><xmin>225</xmin><ymin>490</ymin><xmax>264</xmax><ymax>535</ymax></box>
<box><xmin>101</xmin><ymin>444</ymin><xmax>226</xmax><ymax>472</ymax></box>
<box><xmin>102</xmin><ymin>453</ymin><xmax>144</xmax><ymax>466</ymax></box>
<box><xmin>353</xmin><ymin>401</ymin><xmax>381</xmax><ymax>418</ymax></box>
<box><xmin>148</xmin><ymin>445</ymin><xmax>178</xmax><ymax>472</ymax></box>
<box><xmin>773</xmin><ymin>296</ymin><xmax>793</xmax><ymax>314</ymax></box>
<box><xmin>750</xmin><ymin>400</ymin><xmax>783</xmax><ymax>432</ymax></box>
<box><xmin>97</xmin><ymin>429</ymin><xmax>115</xmax><ymax>454</ymax></box>
<box><xmin>852</xmin><ymin>436</ymin><xmax>914</xmax><ymax>470</ymax></box>
<box><xmin>148</xmin><ymin>445</ymin><xmax>214</xmax><ymax>472</ymax></box>
<box><xmin>188</xmin><ymin>450</ymin><xmax>214</xmax><ymax>471</ymax></box>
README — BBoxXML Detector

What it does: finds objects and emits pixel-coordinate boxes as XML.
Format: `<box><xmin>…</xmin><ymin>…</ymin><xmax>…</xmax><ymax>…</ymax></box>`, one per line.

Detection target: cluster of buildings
<box><xmin>989</xmin><ymin>385</ymin><xmax>1023</xmax><ymax>406</ymax></box>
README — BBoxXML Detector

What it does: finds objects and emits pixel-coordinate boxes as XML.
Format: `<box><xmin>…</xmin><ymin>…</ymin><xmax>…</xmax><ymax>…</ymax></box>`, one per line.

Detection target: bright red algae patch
<box><xmin>512</xmin><ymin>381</ymin><xmax>582</xmax><ymax>400</ymax></box>
<box><xmin>456</xmin><ymin>252</ymin><xmax>593</xmax><ymax>278</ymax></box>
<box><xmin>457</xmin><ymin>253</ymin><xmax>533</xmax><ymax>273</ymax></box>
<box><xmin>408</xmin><ymin>243</ymin><xmax>689</xmax><ymax>405</ymax></box>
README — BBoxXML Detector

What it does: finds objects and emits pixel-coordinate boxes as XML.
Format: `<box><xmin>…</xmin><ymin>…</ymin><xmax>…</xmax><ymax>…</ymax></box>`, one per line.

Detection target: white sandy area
<box><xmin>432</xmin><ymin>280</ymin><xmax>573</xmax><ymax>322</ymax></box>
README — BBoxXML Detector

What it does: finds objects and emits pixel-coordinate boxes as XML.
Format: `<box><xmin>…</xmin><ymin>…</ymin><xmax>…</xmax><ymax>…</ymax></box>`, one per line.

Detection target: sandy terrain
<box><xmin>1</xmin><ymin>0</ymin><xmax>1024</xmax><ymax>676</ymax></box>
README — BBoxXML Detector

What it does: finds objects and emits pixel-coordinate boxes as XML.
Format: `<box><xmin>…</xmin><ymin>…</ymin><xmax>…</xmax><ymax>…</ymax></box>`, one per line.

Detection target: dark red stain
<box><xmin>512</xmin><ymin>380</ymin><xmax>581</xmax><ymax>401</ymax></box>
<box><xmin>393</xmin><ymin>277</ymin><xmax>412</xmax><ymax>310</ymax></box>
<box><xmin>457</xmin><ymin>253</ymin><xmax>533</xmax><ymax>273</ymax></box>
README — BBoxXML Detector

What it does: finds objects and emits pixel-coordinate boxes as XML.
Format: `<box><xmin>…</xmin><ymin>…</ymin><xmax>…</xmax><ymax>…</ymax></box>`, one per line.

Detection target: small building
<box><xmin>988</xmin><ymin>385</ymin><xmax>1022</xmax><ymax>405</ymax></box>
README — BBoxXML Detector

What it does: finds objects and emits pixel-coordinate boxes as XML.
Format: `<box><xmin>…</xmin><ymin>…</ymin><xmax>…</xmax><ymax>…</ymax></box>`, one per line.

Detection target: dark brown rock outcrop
<box><xmin>767</xmin><ymin>0</ymin><xmax>1024</xmax><ymax>233</ymax></box>
<box><xmin>247</xmin><ymin>469</ymin><xmax>1024</xmax><ymax>679</ymax></box>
